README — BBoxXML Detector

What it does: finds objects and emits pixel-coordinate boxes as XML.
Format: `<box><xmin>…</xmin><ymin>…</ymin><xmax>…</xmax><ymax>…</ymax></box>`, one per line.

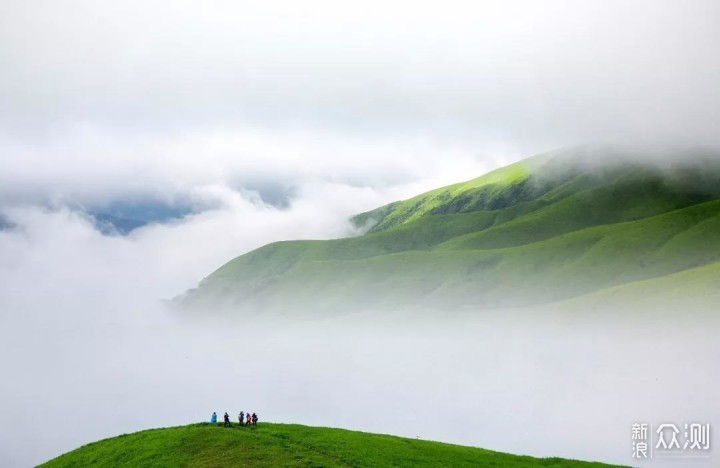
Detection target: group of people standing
<box><xmin>210</xmin><ymin>411</ymin><xmax>258</xmax><ymax>427</ymax></box>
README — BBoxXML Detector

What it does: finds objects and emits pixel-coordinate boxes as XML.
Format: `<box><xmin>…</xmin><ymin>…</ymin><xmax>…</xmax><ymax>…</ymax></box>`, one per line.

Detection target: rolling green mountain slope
<box><xmin>554</xmin><ymin>259</ymin><xmax>720</xmax><ymax>313</ymax></box>
<box><xmin>181</xmin><ymin>147</ymin><xmax>720</xmax><ymax>312</ymax></box>
<box><xmin>40</xmin><ymin>423</ymin><xmax>625</xmax><ymax>467</ymax></box>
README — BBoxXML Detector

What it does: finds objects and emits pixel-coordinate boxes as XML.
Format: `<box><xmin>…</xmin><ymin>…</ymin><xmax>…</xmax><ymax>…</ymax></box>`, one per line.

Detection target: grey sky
<box><xmin>2</xmin><ymin>1</ymin><xmax>718</xmax><ymax>138</ymax></box>
<box><xmin>2</xmin><ymin>0</ymin><xmax>720</xmax><ymax>205</ymax></box>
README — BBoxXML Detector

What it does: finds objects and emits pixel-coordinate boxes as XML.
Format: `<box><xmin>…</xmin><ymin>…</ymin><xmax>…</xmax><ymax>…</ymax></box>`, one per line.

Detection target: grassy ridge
<box><xmin>40</xmin><ymin>423</ymin><xmax>626</xmax><ymax>467</ymax></box>
<box><xmin>555</xmin><ymin>259</ymin><xmax>720</xmax><ymax>312</ymax></box>
<box><xmin>182</xmin><ymin>148</ymin><xmax>720</xmax><ymax>312</ymax></box>
<box><xmin>351</xmin><ymin>158</ymin><xmax>535</xmax><ymax>232</ymax></box>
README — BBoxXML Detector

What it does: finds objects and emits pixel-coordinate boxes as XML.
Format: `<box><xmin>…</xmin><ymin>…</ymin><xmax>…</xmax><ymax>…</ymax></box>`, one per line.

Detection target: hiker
<box><xmin>246</xmin><ymin>412</ymin><xmax>252</xmax><ymax>425</ymax></box>
<box><xmin>239</xmin><ymin>411</ymin><xmax>244</xmax><ymax>426</ymax></box>
<box><xmin>252</xmin><ymin>413</ymin><xmax>258</xmax><ymax>426</ymax></box>
<box><xmin>210</xmin><ymin>412</ymin><xmax>217</xmax><ymax>424</ymax></box>
<box><xmin>224</xmin><ymin>412</ymin><xmax>231</xmax><ymax>427</ymax></box>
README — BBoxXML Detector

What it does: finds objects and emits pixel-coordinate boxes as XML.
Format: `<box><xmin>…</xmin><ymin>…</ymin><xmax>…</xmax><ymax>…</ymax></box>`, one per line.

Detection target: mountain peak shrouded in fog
<box><xmin>354</xmin><ymin>146</ymin><xmax>720</xmax><ymax>232</ymax></box>
<box><xmin>181</xmin><ymin>147</ymin><xmax>720</xmax><ymax>314</ymax></box>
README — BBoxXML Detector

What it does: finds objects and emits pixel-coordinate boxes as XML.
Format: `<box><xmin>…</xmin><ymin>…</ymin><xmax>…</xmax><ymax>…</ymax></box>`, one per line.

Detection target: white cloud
<box><xmin>3</xmin><ymin>0</ymin><xmax>720</xmax><ymax>142</ymax></box>
<box><xmin>3</xmin><ymin>0</ymin><xmax>718</xmax><ymax>206</ymax></box>
<box><xmin>0</xmin><ymin>124</ymin><xmax>506</xmax><ymax>207</ymax></box>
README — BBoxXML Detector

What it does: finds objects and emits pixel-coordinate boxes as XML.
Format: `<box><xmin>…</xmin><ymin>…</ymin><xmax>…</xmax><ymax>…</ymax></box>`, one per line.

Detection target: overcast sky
<box><xmin>1</xmin><ymin>2</ymin><xmax>719</xmax><ymax>466</ymax></box>
<box><xmin>2</xmin><ymin>0</ymin><xmax>719</xmax><ymax>206</ymax></box>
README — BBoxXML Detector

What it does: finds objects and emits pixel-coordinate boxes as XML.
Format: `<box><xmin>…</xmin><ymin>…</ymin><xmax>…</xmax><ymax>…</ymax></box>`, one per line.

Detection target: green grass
<box><xmin>180</xmin><ymin>148</ymin><xmax>720</xmax><ymax>312</ymax></box>
<box><xmin>351</xmin><ymin>156</ymin><xmax>540</xmax><ymax>232</ymax></box>
<box><xmin>554</xmin><ymin>259</ymin><xmax>720</xmax><ymax>313</ymax></box>
<box><xmin>40</xmin><ymin>423</ymin><xmax>626</xmax><ymax>468</ymax></box>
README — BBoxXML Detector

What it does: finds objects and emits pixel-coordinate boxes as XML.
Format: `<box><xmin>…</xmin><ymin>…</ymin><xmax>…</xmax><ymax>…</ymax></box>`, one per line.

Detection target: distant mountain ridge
<box><xmin>180</xmin><ymin>147</ymin><xmax>720</xmax><ymax>313</ymax></box>
<box><xmin>90</xmin><ymin>200</ymin><xmax>194</xmax><ymax>235</ymax></box>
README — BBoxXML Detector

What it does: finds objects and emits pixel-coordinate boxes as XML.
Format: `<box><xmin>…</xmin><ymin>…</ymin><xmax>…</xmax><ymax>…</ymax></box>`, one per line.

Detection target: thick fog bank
<box><xmin>1</xmin><ymin>303</ymin><xmax>716</xmax><ymax>467</ymax></box>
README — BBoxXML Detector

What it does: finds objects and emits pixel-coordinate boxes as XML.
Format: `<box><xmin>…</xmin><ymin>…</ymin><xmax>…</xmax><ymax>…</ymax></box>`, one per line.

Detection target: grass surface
<box><xmin>181</xmin><ymin>148</ymin><xmax>720</xmax><ymax>312</ymax></box>
<box><xmin>40</xmin><ymin>423</ymin><xmax>626</xmax><ymax>468</ymax></box>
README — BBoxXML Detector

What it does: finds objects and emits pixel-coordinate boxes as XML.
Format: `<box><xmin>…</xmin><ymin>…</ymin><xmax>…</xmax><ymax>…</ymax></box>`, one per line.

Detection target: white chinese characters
<box><xmin>632</xmin><ymin>422</ymin><xmax>710</xmax><ymax>460</ymax></box>
<box><xmin>632</xmin><ymin>423</ymin><xmax>649</xmax><ymax>459</ymax></box>
<box><xmin>656</xmin><ymin>424</ymin><xmax>681</xmax><ymax>450</ymax></box>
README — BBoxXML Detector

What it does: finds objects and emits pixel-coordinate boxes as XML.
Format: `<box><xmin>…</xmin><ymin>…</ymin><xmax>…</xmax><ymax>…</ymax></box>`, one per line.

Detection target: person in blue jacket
<box><xmin>210</xmin><ymin>412</ymin><xmax>217</xmax><ymax>424</ymax></box>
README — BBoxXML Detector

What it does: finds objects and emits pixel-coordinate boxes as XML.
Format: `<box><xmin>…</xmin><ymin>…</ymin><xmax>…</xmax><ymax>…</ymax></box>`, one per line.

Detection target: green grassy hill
<box><xmin>40</xmin><ymin>423</ymin><xmax>626</xmax><ymax>467</ymax></box>
<box><xmin>180</xmin><ymin>147</ymin><xmax>720</xmax><ymax>312</ymax></box>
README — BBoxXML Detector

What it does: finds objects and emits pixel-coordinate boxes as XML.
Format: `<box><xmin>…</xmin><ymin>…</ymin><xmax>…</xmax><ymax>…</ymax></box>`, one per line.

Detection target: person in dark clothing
<box><xmin>239</xmin><ymin>411</ymin><xmax>244</xmax><ymax>426</ymax></box>
<box><xmin>252</xmin><ymin>413</ymin><xmax>258</xmax><ymax>426</ymax></box>
<box><xmin>223</xmin><ymin>412</ymin><xmax>231</xmax><ymax>427</ymax></box>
